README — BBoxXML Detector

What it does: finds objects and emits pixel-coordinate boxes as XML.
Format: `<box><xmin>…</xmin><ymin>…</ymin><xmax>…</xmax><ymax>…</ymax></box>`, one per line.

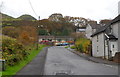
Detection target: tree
<box><xmin>17</xmin><ymin>26</ymin><xmax>37</xmax><ymax>46</ymax></box>
<box><xmin>38</xmin><ymin>29</ymin><xmax>48</xmax><ymax>35</ymax></box>
<box><xmin>38</xmin><ymin>18</ymin><xmax>75</xmax><ymax>36</ymax></box>
<box><xmin>71</xmin><ymin>32</ymin><xmax>86</xmax><ymax>40</ymax></box>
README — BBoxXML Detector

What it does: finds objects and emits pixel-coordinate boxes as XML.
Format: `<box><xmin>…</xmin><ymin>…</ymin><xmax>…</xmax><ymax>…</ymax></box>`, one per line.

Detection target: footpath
<box><xmin>14</xmin><ymin>47</ymin><xmax>48</xmax><ymax>76</ymax></box>
<box><xmin>67</xmin><ymin>48</ymin><xmax>118</xmax><ymax>66</ymax></box>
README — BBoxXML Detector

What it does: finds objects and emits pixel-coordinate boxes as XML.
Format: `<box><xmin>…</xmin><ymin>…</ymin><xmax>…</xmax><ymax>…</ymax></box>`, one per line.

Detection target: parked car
<box><xmin>54</xmin><ymin>42</ymin><xmax>61</xmax><ymax>46</ymax></box>
<box><xmin>62</xmin><ymin>42</ymin><xmax>69</xmax><ymax>46</ymax></box>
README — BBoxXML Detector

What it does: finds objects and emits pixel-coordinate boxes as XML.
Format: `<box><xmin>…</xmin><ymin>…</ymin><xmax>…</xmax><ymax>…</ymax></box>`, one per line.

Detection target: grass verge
<box><xmin>65</xmin><ymin>46</ymin><xmax>69</xmax><ymax>48</ymax></box>
<box><xmin>1</xmin><ymin>44</ymin><xmax>46</xmax><ymax>77</ymax></box>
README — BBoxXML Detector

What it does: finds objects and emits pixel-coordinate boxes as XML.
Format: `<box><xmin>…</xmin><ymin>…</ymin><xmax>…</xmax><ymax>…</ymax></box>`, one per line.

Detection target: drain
<box><xmin>55</xmin><ymin>73</ymin><xmax>68</xmax><ymax>75</ymax></box>
<box><xmin>53</xmin><ymin>70</ymin><xmax>72</xmax><ymax>75</ymax></box>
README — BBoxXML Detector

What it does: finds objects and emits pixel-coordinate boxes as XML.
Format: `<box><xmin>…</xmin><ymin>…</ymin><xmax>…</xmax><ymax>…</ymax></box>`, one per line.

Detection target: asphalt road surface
<box><xmin>16</xmin><ymin>47</ymin><xmax>48</xmax><ymax>75</ymax></box>
<box><xmin>44</xmin><ymin>46</ymin><xmax>118</xmax><ymax>75</ymax></box>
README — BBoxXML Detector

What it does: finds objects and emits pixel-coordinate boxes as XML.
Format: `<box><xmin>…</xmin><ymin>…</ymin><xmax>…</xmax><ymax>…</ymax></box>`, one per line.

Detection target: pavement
<box><xmin>67</xmin><ymin>48</ymin><xmax>119</xmax><ymax>66</ymax></box>
<box><xmin>15</xmin><ymin>47</ymin><xmax>48</xmax><ymax>76</ymax></box>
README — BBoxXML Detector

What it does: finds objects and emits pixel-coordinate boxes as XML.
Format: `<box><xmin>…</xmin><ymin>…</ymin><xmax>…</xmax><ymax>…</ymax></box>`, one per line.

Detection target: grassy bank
<box><xmin>1</xmin><ymin>44</ymin><xmax>46</xmax><ymax>77</ymax></box>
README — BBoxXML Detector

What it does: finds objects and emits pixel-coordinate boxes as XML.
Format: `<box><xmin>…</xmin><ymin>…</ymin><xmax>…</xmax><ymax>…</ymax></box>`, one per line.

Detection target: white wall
<box><xmin>92</xmin><ymin>33</ymin><xmax>105</xmax><ymax>57</ymax></box>
<box><xmin>85</xmin><ymin>25</ymin><xmax>92</xmax><ymax>39</ymax></box>
<box><xmin>112</xmin><ymin>23</ymin><xmax>118</xmax><ymax>38</ymax></box>
<box><xmin>109</xmin><ymin>41</ymin><xmax>118</xmax><ymax>57</ymax></box>
<box><xmin>105</xmin><ymin>40</ymin><xmax>109</xmax><ymax>59</ymax></box>
<box><xmin>118</xmin><ymin>1</ymin><xmax>120</xmax><ymax>15</ymax></box>
<box><xmin>118</xmin><ymin>22</ymin><xmax>120</xmax><ymax>52</ymax></box>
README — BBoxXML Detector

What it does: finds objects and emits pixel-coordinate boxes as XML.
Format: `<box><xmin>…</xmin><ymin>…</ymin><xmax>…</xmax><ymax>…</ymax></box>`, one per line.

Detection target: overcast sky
<box><xmin>0</xmin><ymin>0</ymin><xmax>120</xmax><ymax>21</ymax></box>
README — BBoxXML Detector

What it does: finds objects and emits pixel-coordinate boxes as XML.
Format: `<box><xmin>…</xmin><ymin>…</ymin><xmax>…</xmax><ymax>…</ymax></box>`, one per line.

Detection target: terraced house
<box><xmin>91</xmin><ymin>15</ymin><xmax>120</xmax><ymax>60</ymax></box>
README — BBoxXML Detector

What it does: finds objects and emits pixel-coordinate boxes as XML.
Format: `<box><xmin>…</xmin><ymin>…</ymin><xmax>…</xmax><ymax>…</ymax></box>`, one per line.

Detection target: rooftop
<box><xmin>91</xmin><ymin>15</ymin><xmax>120</xmax><ymax>37</ymax></box>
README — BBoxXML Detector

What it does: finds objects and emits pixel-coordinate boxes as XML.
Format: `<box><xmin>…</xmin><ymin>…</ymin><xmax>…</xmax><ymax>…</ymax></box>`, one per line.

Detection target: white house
<box><xmin>86</xmin><ymin>24</ymin><xmax>101</xmax><ymax>40</ymax></box>
<box><xmin>118</xmin><ymin>1</ymin><xmax>120</xmax><ymax>15</ymax></box>
<box><xmin>76</xmin><ymin>28</ymin><xmax>86</xmax><ymax>33</ymax></box>
<box><xmin>118</xmin><ymin>1</ymin><xmax>120</xmax><ymax>53</ymax></box>
<box><xmin>91</xmin><ymin>15</ymin><xmax>120</xmax><ymax>59</ymax></box>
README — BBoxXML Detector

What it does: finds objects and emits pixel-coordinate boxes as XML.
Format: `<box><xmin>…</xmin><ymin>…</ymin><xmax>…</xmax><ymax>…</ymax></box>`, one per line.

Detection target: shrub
<box><xmin>70</xmin><ymin>46</ymin><xmax>76</xmax><ymax>49</ymax></box>
<box><xmin>65</xmin><ymin>46</ymin><xmax>68</xmax><ymax>48</ymax></box>
<box><xmin>2</xmin><ymin>26</ymin><xmax>19</xmax><ymax>38</ymax></box>
<box><xmin>2</xmin><ymin>36</ymin><xmax>29</xmax><ymax>66</ymax></box>
<box><xmin>75</xmin><ymin>38</ymin><xmax>90</xmax><ymax>53</ymax></box>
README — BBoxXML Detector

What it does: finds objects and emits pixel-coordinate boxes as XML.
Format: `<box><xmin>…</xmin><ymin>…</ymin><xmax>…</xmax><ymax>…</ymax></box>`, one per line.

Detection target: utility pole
<box><xmin>36</xmin><ymin>16</ymin><xmax>40</xmax><ymax>50</ymax></box>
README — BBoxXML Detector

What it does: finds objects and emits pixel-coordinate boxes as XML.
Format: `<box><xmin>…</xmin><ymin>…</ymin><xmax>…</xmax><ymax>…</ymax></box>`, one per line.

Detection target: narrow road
<box><xmin>44</xmin><ymin>46</ymin><xmax>118</xmax><ymax>75</ymax></box>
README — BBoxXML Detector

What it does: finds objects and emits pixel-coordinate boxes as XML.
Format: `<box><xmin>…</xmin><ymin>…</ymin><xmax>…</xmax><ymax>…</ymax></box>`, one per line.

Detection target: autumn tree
<box><xmin>38</xmin><ymin>18</ymin><xmax>75</xmax><ymax>36</ymax></box>
<box><xmin>17</xmin><ymin>26</ymin><xmax>37</xmax><ymax>47</ymax></box>
<box><xmin>71</xmin><ymin>32</ymin><xmax>86</xmax><ymax>40</ymax></box>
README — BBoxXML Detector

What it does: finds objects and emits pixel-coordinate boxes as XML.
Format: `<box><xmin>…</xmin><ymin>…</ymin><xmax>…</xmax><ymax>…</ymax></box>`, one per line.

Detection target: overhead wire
<box><xmin>28</xmin><ymin>0</ymin><xmax>38</xmax><ymax>18</ymax></box>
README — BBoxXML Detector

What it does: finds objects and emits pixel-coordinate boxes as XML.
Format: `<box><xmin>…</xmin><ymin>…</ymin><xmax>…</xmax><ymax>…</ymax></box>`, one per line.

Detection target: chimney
<box><xmin>118</xmin><ymin>1</ymin><xmax>120</xmax><ymax>15</ymax></box>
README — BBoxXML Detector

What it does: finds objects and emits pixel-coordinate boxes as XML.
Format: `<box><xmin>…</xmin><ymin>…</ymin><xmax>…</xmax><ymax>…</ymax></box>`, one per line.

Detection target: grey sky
<box><xmin>0</xmin><ymin>0</ymin><xmax>120</xmax><ymax>21</ymax></box>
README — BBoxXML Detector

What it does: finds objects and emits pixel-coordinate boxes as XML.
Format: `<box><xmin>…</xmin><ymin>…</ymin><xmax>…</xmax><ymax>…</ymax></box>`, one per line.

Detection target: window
<box><xmin>97</xmin><ymin>46</ymin><xmax>99</xmax><ymax>52</ymax></box>
<box><xmin>97</xmin><ymin>35</ymin><xmax>99</xmax><ymax>42</ymax></box>
<box><xmin>110</xmin><ymin>26</ymin><xmax>112</xmax><ymax>34</ymax></box>
<box><xmin>113</xmin><ymin>45</ymin><xmax>114</xmax><ymax>48</ymax></box>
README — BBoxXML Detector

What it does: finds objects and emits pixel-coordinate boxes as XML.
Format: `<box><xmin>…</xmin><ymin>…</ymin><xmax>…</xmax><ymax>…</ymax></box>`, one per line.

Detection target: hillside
<box><xmin>17</xmin><ymin>14</ymin><xmax>37</xmax><ymax>21</ymax></box>
<box><xmin>0</xmin><ymin>13</ymin><xmax>15</xmax><ymax>21</ymax></box>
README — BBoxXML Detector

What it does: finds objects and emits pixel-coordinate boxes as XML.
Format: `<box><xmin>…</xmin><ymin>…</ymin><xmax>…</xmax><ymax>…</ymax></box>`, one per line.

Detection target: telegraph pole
<box><xmin>36</xmin><ymin>16</ymin><xmax>40</xmax><ymax>50</ymax></box>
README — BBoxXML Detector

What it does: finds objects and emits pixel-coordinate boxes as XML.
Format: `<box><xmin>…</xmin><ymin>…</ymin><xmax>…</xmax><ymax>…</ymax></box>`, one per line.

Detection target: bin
<box><xmin>0</xmin><ymin>59</ymin><xmax>5</xmax><ymax>71</ymax></box>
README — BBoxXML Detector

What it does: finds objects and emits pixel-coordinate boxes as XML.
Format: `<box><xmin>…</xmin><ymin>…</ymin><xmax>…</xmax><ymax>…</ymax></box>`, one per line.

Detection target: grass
<box><xmin>65</xmin><ymin>46</ymin><xmax>69</xmax><ymax>48</ymax></box>
<box><xmin>1</xmin><ymin>44</ymin><xmax>46</xmax><ymax>77</ymax></box>
<box><xmin>70</xmin><ymin>45</ymin><xmax>76</xmax><ymax>49</ymax></box>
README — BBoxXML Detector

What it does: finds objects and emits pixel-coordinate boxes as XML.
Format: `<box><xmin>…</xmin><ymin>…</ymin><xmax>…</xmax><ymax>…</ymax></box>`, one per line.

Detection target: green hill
<box><xmin>0</xmin><ymin>13</ymin><xmax>15</xmax><ymax>21</ymax></box>
<box><xmin>17</xmin><ymin>14</ymin><xmax>37</xmax><ymax>21</ymax></box>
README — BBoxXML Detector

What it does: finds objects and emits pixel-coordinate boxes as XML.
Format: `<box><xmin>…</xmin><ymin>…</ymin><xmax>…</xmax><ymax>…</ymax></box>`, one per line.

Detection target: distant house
<box><xmin>85</xmin><ymin>24</ymin><xmax>101</xmax><ymax>40</ymax></box>
<box><xmin>76</xmin><ymin>27</ymin><xmax>86</xmax><ymax>33</ymax></box>
<box><xmin>91</xmin><ymin>15</ymin><xmax>120</xmax><ymax>59</ymax></box>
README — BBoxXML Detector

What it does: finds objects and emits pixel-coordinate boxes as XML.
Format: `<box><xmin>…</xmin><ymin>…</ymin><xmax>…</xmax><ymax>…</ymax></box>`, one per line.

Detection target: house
<box><xmin>76</xmin><ymin>27</ymin><xmax>86</xmax><ymax>33</ymax></box>
<box><xmin>118</xmin><ymin>1</ymin><xmax>120</xmax><ymax>14</ymax></box>
<box><xmin>91</xmin><ymin>15</ymin><xmax>120</xmax><ymax>59</ymax></box>
<box><xmin>39</xmin><ymin>35</ymin><xmax>74</xmax><ymax>42</ymax></box>
<box><xmin>85</xmin><ymin>23</ymin><xmax>101</xmax><ymax>40</ymax></box>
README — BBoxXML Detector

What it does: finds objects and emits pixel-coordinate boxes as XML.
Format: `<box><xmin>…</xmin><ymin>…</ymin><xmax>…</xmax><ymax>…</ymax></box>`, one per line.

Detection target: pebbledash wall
<box><xmin>118</xmin><ymin>21</ymin><xmax>120</xmax><ymax>52</ymax></box>
<box><xmin>118</xmin><ymin>1</ymin><xmax>120</xmax><ymax>53</ymax></box>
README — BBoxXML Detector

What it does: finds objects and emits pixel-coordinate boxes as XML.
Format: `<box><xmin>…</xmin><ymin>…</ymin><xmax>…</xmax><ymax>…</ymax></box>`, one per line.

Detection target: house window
<box><xmin>97</xmin><ymin>35</ymin><xmax>99</xmax><ymax>42</ymax></box>
<box><xmin>97</xmin><ymin>46</ymin><xmax>99</xmax><ymax>52</ymax></box>
<box><xmin>110</xmin><ymin>26</ymin><xmax>112</xmax><ymax>34</ymax></box>
<box><xmin>113</xmin><ymin>45</ymin><xmax>114</xmax><ymax>48</ymax></box>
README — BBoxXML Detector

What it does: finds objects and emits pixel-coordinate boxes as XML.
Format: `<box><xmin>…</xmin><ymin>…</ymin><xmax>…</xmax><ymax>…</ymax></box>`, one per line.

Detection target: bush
<box><xmin>2</xmin><ymin>36</ymin><xmax>29</xmax><ymax>66</ymax></box>
<box><xmin>65</xmin><ymin>46</ymin><xmax>68</xmax><ymax>48</ymax></box>
<box><xmin>2</xmin><ymin>26</ymin><xmax>19</xmax><ymax>38</ymax></box>
<box><xmin>70</xmin><ymin>46</ymin><xmax>76</xmax><ymax>49</ymax></box>
<box><xmin>75</xmin><ymin>38</ymin><xmax>90</xmax><ymax>53</ymax></box>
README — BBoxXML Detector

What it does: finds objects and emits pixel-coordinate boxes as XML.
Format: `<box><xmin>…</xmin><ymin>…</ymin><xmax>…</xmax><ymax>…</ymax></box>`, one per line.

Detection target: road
<box><xmin>44</xmin><ymin>46</ymin><xmax>118</xmax><ymax>75</ymax></box>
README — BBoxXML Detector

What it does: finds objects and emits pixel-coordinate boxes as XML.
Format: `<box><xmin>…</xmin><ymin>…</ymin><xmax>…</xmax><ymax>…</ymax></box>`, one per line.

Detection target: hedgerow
<box><xmin>2</xmin><ymin>36</ymin><xmax>29</xmax><ymax>66</ymax></box>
